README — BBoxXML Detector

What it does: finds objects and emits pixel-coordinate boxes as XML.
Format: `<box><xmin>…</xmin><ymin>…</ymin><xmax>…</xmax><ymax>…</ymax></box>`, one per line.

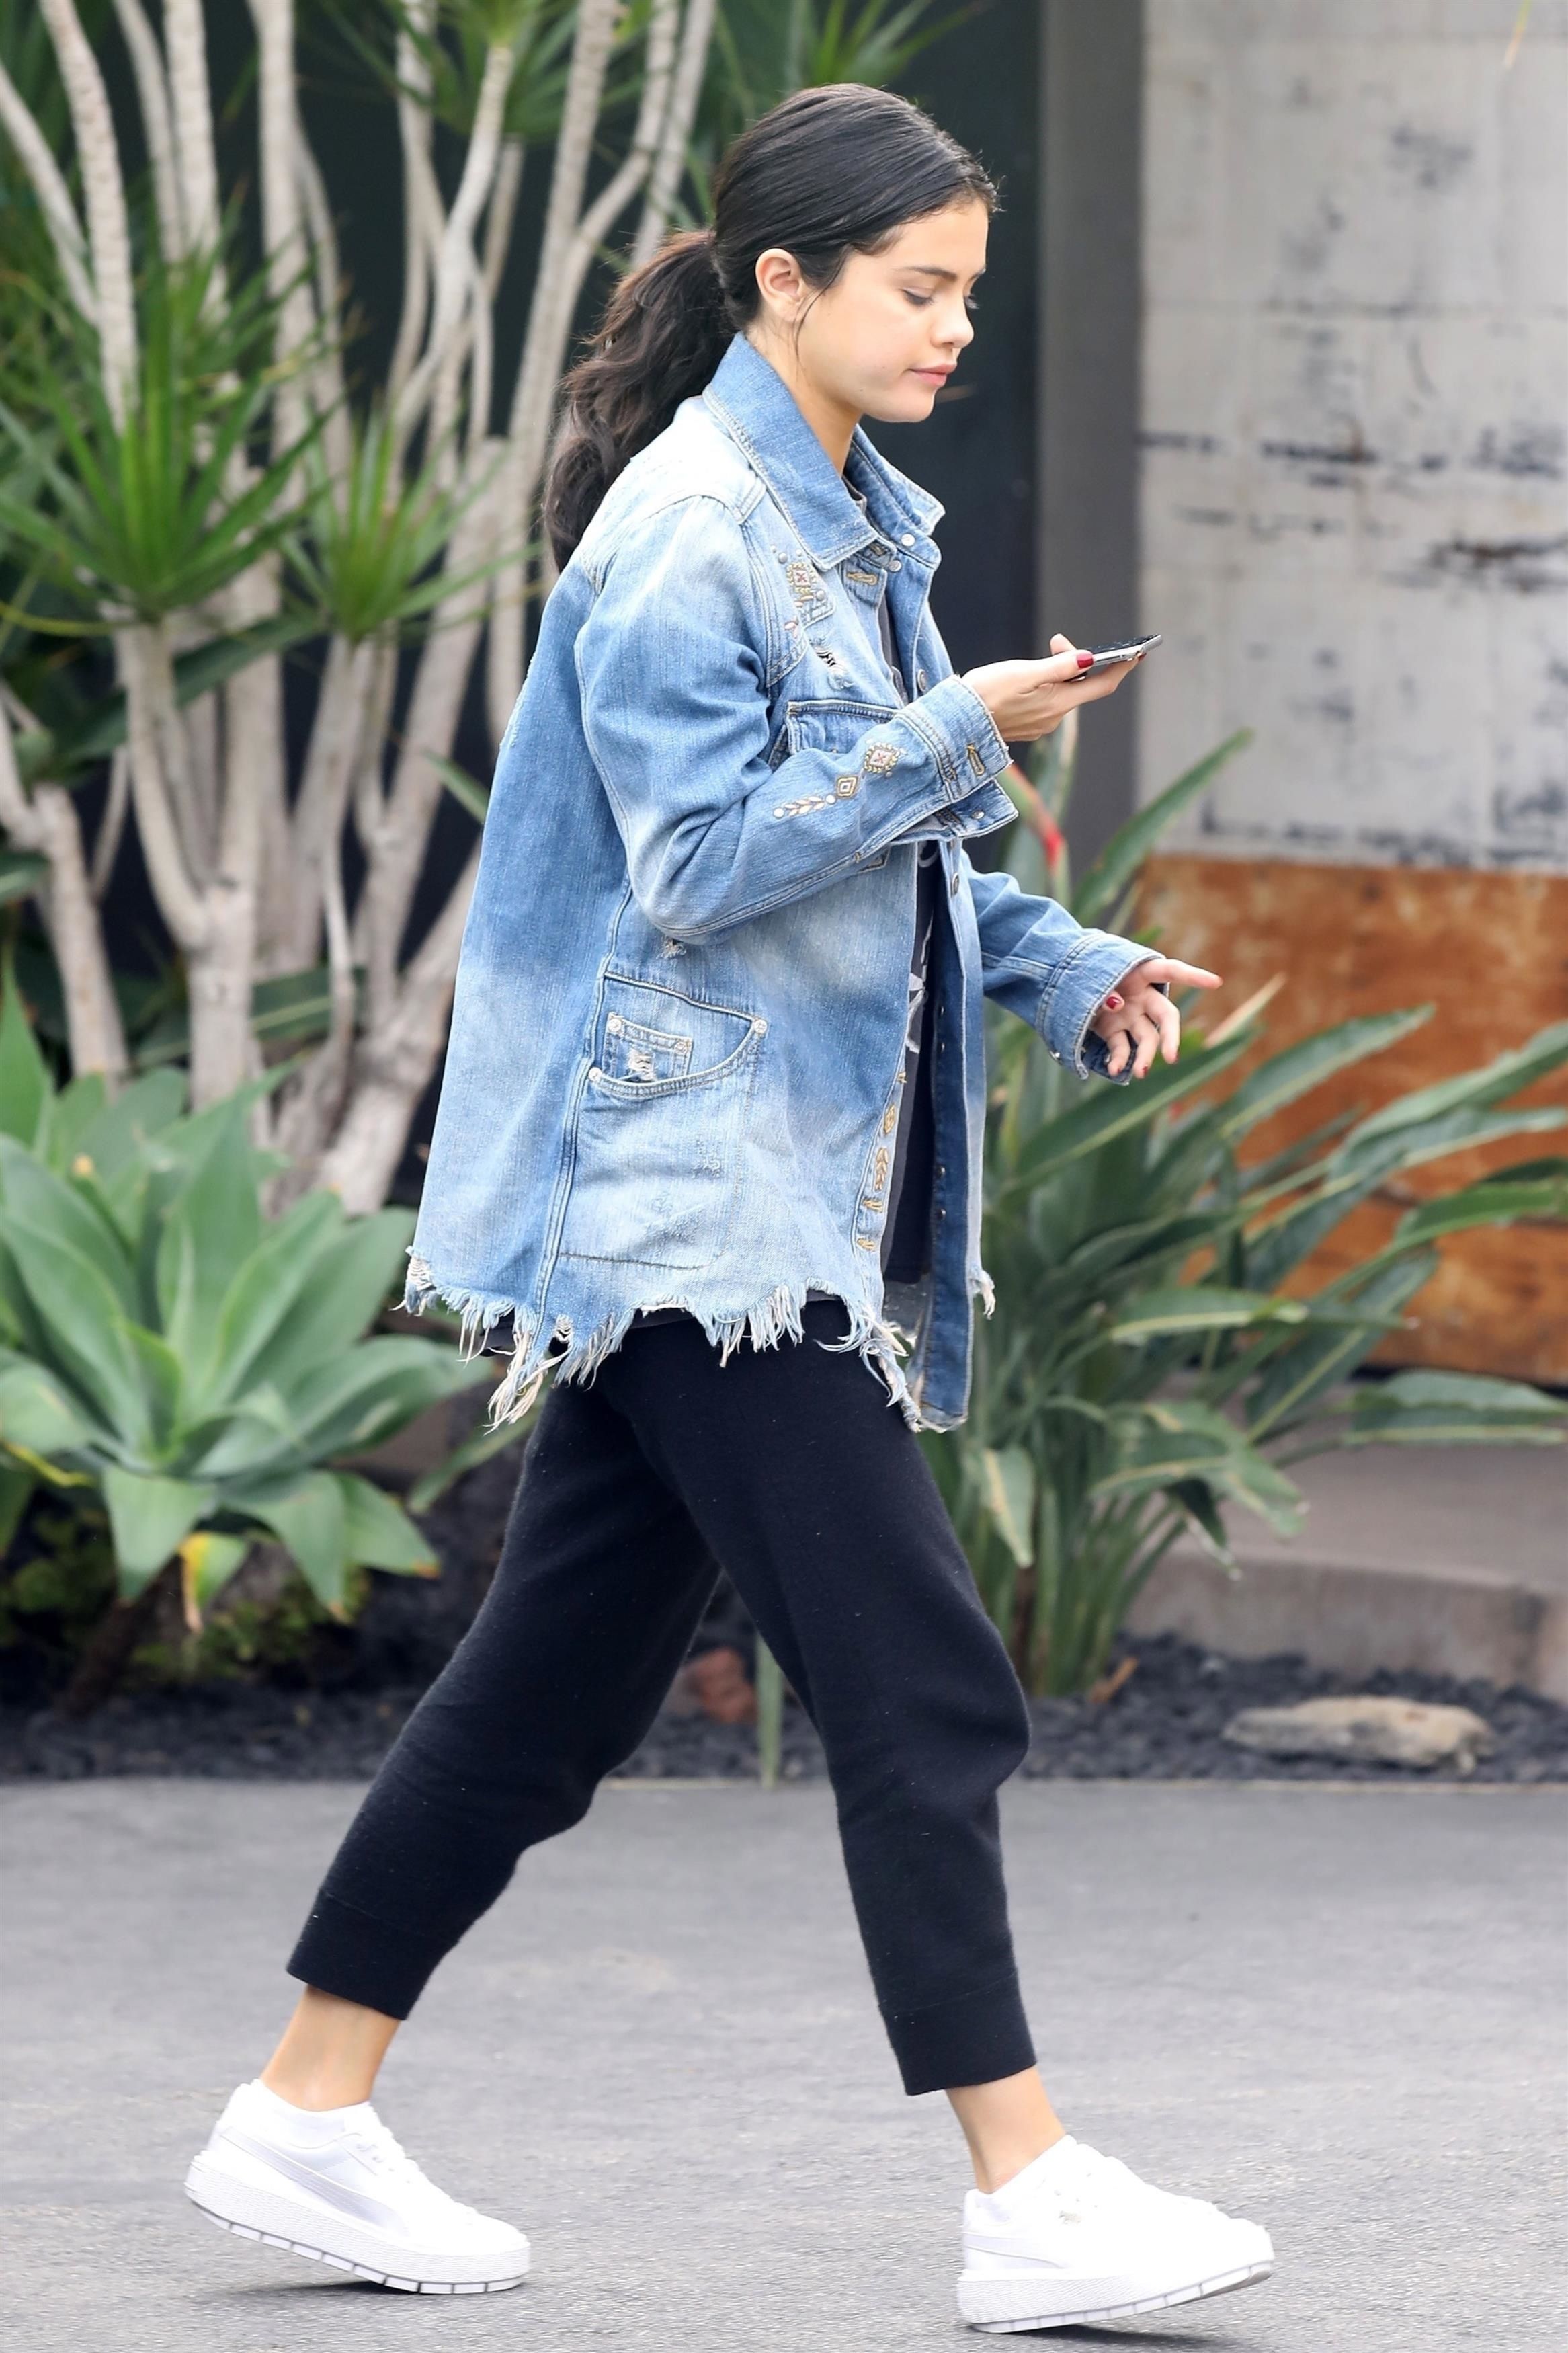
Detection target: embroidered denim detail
<box><xmin>773</xmin><ymin>789</ymin><xmax>838</xmax><ymax>819</ymax></box>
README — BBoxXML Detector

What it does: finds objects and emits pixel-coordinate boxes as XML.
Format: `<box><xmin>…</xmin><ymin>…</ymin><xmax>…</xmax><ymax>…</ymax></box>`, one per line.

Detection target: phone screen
<box><xmin>1079</xmin><ymin>633</ymin><xmax>1161</xmax><ymax>676</ymax></box>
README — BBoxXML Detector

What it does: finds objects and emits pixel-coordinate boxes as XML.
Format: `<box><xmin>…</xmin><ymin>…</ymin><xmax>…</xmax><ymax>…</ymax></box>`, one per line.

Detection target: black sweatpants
<box><xmin>286</xmin><ymin>1300</ymin><xmax>1036</xmax><ymax>2096</ymax></box>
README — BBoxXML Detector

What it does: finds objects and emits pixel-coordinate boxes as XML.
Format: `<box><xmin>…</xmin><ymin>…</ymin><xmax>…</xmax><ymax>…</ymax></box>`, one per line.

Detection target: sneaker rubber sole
<box><xmin>960</xmin><ymin>2251</ymin><xmax>1272</xmax><ymax>2331</ymax></box>
<box><xmin>184</xmin><ymin>2146</ymin><xmax>529</xmax><ymax>2295</ymax></box>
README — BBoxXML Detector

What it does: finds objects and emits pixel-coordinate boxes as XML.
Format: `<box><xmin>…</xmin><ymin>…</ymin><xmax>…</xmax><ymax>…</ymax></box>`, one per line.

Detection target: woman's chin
<box><xmin>864</xmin><ymin>382</ymin><xmax>942</xmax><ymax>426</ymax></box>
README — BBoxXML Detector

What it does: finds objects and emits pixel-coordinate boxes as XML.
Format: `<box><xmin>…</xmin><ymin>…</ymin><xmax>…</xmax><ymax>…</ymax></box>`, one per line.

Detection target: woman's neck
<box><xmin>744</xmin><ymin>328</ymin><xmax>858</xmax><ymax>473</ymax></box>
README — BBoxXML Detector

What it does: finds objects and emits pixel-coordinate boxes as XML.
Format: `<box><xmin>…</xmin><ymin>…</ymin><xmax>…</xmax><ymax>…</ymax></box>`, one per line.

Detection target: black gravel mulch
<box><xmin>3</xmin><ymin>1633</ymin><xmax>1564</xmax><ymax>1786</ymax></box>
<box><xmin>7</xmin><ymin>1449</ymin><xmax>1564</xmax><ymax>1786</ymax></box>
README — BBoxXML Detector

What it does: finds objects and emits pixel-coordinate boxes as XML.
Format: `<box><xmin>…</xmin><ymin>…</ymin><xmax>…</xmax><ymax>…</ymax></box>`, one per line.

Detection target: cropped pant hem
<box><xmin>287</xmin><ymin>1893</ymin><xmax>442</xmax><ymax>2022</ymax></box>
<box><xmin>883</xmin><ymin>1967</ymin><xmax>1036</xmax><ymax>2097</ymax></box>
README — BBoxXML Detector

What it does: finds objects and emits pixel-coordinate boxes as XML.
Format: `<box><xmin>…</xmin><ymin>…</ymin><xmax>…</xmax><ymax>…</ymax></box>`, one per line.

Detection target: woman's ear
<box><xmin>753</xmin><ymin>245</ymin><xmax>807</xmax><ymax>323</ymax></box>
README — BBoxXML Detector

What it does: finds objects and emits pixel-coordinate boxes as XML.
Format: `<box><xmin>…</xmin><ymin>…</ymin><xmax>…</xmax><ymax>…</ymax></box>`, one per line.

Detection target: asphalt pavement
<box><xmin>3</xmin><ymin>1777</ymin><xmax>1563</xmax><ymax>2352</ymax></box>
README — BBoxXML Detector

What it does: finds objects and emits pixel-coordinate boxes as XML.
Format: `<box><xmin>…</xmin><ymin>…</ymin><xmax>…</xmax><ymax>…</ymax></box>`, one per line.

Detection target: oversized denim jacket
<box><xmin>405</xmin><ymin>331</ymin><xmax>1158</xmax><ymax>1431</ymax></box>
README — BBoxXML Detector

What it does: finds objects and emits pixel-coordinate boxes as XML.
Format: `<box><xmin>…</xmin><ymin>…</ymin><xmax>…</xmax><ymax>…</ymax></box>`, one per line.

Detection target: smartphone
<box><xmin>1077</xmin><ymin>633</ymin><xmax>1161</xmax><ymax>676</ymax></box>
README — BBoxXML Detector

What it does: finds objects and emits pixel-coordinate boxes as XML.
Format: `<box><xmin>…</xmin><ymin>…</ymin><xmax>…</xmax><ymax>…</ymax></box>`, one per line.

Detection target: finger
<box><xmin>1033</xmin><ymin>645</ymin><xmax>1093</xmax><ymax>684</ymax></box>
<box><xmin>1148</xmin><ymin>988</ymin><xmax>1182</xmax><ymax>1063</ymax></box>
<box><xmin>1048</xmin><ymin>632</ymin><xmax>1076</xmax><ymax>655</ymax></box>
<box><xmin>1074</xmin><ymin>662</ymin><xmax>1136</xmax><ymax>699</ymax></box>
<box><xmin>1143</xmin><ymin>957</ymin><xmax>1223</xmax><ymax>990</ymax></box>
<box><xmin>1127</xmin><ymin>1008</ymin><xmax>1162</xmax><ymax>1080</ymax></box>
<box><xmin>1100</xmin><ymin>1016</ymin><xmax>1130</xmax><ymax>1077</ymax></box>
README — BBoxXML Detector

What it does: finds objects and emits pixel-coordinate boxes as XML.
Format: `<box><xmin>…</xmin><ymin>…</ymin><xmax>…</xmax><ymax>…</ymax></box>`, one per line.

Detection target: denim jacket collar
<box><xmin>702</xmin><ymin>330</ymin><xmax>943</xmax><ymax>572</ymax></box>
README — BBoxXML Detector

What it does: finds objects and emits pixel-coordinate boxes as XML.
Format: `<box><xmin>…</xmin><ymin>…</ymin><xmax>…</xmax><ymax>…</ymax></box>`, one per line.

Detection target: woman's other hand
<box><xmin>962</xmin><ymin>632</ymin><xmax>1147</xmax><ymax>743</ymax></box>
<box><xmin>1089</xmin><ymin>957</ymin><xmax>1223</xmax><ymax>1080</ymax></box>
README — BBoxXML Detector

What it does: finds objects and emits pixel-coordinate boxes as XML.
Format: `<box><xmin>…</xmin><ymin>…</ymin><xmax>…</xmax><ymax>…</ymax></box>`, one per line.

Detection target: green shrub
<box><xmin>0</xmin><ymin>970</ymin><xmax>493</xmax><ymax>1706</ymax></box>
<box><xmin>921</xmin><ymin>728</ymin><xmax>1568</xmax><ymax>1696</ymax></box>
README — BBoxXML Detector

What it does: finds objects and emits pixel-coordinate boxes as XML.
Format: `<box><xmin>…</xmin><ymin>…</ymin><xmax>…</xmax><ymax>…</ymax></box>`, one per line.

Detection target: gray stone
<box><xmin>1223</xmin><ymin>1693</ymin><xmax>1495</xmax><ymax>1771</ymax></box>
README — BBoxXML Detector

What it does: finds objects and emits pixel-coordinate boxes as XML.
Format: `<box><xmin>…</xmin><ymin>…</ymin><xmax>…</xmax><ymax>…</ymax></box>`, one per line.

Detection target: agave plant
<box><xmin>0</xmin><ymin>975</ymin><xmax>494</xmax><ymax>1711</ymax></box>
<box><xmin>919</xmin><ymin>723</ymin><xmax>1568</xmax><ymax>1696</ymax></box>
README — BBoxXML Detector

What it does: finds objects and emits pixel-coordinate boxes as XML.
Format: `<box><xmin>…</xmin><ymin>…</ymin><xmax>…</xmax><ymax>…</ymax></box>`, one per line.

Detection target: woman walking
<box><xmin>185</xmin><ymin>85</ymin><xmax>1274</xmax><ymax>2332</ymax></box>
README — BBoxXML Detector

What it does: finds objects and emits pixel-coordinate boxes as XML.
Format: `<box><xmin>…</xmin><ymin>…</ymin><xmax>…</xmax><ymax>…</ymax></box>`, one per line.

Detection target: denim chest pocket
<box><xmin>780</xmin><ymin>702</ymin><xmax>903</xmax><ymax>870</ymax></box>
<box><xmin>784</xmin><ymin>696</ymin><xmax>901</xmax><ymax>756</ymax></box>
<box><xmin>561</xmin><ymin>975</ymin><xmax>766</xmax><ymax>1269</ymax></box>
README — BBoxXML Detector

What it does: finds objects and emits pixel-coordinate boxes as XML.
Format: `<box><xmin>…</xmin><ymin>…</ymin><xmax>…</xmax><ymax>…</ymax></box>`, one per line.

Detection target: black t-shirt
<box><xmin>881</xmin><ymin>842</ymin><xmax>940</xmax><ymax>1283</ymax></box>
<box><xmin>856</xmin><ymin>493</ymin><xmax>936</xmax><ymax>1283</ymax></box>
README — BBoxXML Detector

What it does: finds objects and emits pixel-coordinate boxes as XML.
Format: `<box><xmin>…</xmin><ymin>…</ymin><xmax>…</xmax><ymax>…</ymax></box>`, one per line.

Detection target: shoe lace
<box><xmin>1053</xmin><ymin>2142</ymin><xmax>1221</xmax><ymax>2230</ymax></box>
<box><xmin>1049</xmin><ymin>2143</ymin><xmax>1140</xmax><ymax>2223</ymax></box>
<box><xmin>342</xmin><ymin>2114</ymin><xmax>442</xmax><ymax>2196</ymax></box>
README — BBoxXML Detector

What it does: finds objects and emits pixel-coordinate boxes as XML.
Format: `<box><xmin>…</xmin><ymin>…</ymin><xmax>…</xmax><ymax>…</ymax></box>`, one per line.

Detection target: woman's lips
<box><xmin>910</xmin><ymin>366</ymin><xmax>954</xmax><ymax>385</ymax></box>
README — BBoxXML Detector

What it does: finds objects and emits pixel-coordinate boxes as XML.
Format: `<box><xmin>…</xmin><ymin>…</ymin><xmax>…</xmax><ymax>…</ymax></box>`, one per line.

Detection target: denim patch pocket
<box><xmin>561</xmin><ymin>976</ymin><xmax>766</xmax><ymax>1269</ymax></box>
<box><xmin>600</xmin><ymin>1008</ymin><xmax>692</xmax><ymax>1086</ymax></box>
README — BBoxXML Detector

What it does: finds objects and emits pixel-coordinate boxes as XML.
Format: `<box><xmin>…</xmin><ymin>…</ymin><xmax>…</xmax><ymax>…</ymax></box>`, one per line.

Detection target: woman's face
<box><xmin>755</xmin><ymin>197</ymin><xmax>990</xmax><ymax>427</ymax></box>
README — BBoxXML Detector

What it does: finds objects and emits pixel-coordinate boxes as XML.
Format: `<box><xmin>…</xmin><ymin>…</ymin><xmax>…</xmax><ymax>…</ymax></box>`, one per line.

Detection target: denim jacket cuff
<box><xmin>1038</xmin><ymin>934</ymin><xmax>1164</xmax><ymax>1081</ymax></box>
<box><xmin>901</xmin><ymin>676</ymin><xmax>1013</xmax><ymax>800</ymax></box>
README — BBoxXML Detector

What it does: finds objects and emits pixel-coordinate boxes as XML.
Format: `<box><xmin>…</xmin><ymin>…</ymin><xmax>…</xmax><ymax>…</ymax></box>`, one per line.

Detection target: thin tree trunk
<box><xmin>248</xmin><ymin>0</ymin><xmax>315</xmax><ymax>463</ymax></box>
<box><xmin>163</xmin><ymin>0</ymin><xmax>222</xmax><ymax>264</ymax></box>
<box><xmin>106</xmin><ymin>0</ymin><xmax>185</xmax><ymax>260</ymax></box>
<box><xmin>387</xmin><ymin>0</ymin><xmax>438</xmax><ymax>405</ymax></box>
<box><xmin>37</xmin><ymin>0</ymin><xmax>138</xmax><ymax>418</ymax></box>
<box><xmin>631</xmin><ymin>0</ymin><xmax>715</xmax><ymax>262</ymax></box>
<box><xmin>0</xmin><ymin>711</ymin><xmax>128</xmax><ymax>1083</ymax></box>
<box><xmin>30</xmin><ymin>787</ymin><xmax>130</xmax><ymax>1084</ymax></box>
<box><xmin>118</xmin><ymin>626</ymin><xmax>210</xmax><ymax>955</ymax></box>
<box><xmin>352</xmin><ymin>473</ymin><xmax>500</xmax><ymax>1025</ymax></box>
<box><xmin>394</xmin><ymin>39</ymin><xmax>518</xmax><ymax>453</ymax></box>
<box><xmin>284</xmin><ymin>635</ymin><xmax>374</xmax><ymax>970</ymax></box>
<box><xmin>485</xmin><ymin>0</ymin><xmax>625</xmax><ymax>731</ymax></box>
<box><xmin>0</xmin><ymin>62</ymin><xmax>98</xmax><ymax>321</ymax></box>
<box><xmin>319</xmin><ymin>843</ymin><xmax>481</xmax><ymax>1212</ymax></box>
<box><xmin>56</xmin><ymin>1560</ymin><xmax>177</xmax><ymax>1718</ymax></box>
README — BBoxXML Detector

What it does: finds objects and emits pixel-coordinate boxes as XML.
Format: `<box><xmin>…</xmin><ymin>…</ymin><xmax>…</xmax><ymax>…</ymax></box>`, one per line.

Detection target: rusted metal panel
<box><xmin>1135</xmin><ymin>853</ymin><xmax>1568</xmax><ymax>1382</ymax></box>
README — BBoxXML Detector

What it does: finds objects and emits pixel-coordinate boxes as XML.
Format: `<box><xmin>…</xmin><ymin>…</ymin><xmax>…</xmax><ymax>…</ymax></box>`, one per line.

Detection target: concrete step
<box><xmin>1126</xmin><ymin>1442</ymin><xmax>1568</xmax><ymax>1700</ymax></box>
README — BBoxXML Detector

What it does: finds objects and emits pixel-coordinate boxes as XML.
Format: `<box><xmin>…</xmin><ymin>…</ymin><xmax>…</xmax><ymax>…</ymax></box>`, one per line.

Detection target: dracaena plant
<box><xmin>0</xmin><ymin>0</ymin><xmax>946</xmax><ymax>1220</ymax></box>
<box><xmin>0</xmin><ymin>970</ymin><xmax>493</xmax><ymax>1714</ymax></box>
<box><xmin>918</xmin><ymin>721</ymin><xmax>1568</xmax><ymax>1697</ymax></box>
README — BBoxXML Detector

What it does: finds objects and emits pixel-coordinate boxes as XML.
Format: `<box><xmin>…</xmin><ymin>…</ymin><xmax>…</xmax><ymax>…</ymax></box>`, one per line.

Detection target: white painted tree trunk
<box><xmin>0</xmin><ymin>711</ymin><xmax>128</xmax><ymax>1084</ymax></box>
<box><xmin>9</xmin><ymin>0</ymin><xmax>717</xmax><ymax>1189</ymax></box>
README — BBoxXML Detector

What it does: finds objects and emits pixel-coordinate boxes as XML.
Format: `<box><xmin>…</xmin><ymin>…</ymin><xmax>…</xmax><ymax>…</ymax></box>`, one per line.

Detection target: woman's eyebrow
<box><xmin>900</xmin><ymin>263</ymin><xmax>987</xmax><ymax>284</ymax></box>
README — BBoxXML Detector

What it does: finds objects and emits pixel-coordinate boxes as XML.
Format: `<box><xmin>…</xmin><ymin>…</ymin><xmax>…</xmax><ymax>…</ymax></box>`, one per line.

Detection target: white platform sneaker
<box><xmin>184</xmin><ymin>2078</ymin><xmax>530</xmax><ymax>2295</ymax></box>
<box><xmin>958</xmin><ymin>2132</ymin><xmax>1273</xmax><ymax>2333</ymax></box>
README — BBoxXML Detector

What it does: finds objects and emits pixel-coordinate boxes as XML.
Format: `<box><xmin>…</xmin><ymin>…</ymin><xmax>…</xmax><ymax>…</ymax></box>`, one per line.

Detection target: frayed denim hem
<box><xmin>402</xmin><ymin>1254</ymin><xmax>928</xmax><ymax>1433</ymax></box>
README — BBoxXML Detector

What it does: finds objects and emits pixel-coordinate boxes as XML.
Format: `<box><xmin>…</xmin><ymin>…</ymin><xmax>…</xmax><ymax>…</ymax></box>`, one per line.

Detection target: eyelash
<box><xmin>904</xmin><ymin>292</ymin><xmax>981</xmax><ymax>314</ymax></box>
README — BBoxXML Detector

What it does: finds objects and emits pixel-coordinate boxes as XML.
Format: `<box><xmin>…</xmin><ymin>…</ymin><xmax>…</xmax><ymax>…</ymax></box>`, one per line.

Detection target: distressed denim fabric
<box><xmin>405</xmin><ymin>330</ymin><xmax>1158</xmax><ymax>1431</ymax></box>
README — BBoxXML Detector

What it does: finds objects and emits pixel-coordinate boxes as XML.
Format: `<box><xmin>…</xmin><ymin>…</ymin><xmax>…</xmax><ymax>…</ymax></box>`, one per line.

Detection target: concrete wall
<box><xmin>1038</xmin><ymin>0</ymin><xmax>1145</xmax><ymax>874</ymax></box>
<box><xmin>1136</xmin><ymin>0</ymin><xmax>1568</xmax><ymax>869</ymax></box>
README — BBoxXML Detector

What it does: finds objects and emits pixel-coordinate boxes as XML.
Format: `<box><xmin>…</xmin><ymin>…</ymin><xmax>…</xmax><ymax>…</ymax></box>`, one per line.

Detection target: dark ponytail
<box><xmin>543</xmin><ymin>84</ymin><xmax>997</xmax><ymax>567</ymax></box>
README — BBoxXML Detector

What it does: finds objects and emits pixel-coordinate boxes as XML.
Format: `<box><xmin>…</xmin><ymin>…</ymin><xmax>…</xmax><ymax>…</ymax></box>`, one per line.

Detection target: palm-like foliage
<box><xmin>920</xmin><ymin>726</ymin><xmax>1568</xmax><ymax>1695</ymax></box>
<box><xmin>0</xmin><ymin>252</ymin><xmax>321</xmax><ymax>629</ymax></box>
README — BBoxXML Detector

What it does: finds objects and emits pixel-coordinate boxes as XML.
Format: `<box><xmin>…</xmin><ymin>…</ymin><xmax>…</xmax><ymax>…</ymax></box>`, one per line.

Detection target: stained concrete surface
<box><xmin>3</xmin><ymin>1778</ymin><xmax>1563</xmax><ymax>2351</ymax></box>
<box><xmin>1130</xmin><ymin>1441</ymin><xmax>1568</xmax><ymax>1697</ymax></box>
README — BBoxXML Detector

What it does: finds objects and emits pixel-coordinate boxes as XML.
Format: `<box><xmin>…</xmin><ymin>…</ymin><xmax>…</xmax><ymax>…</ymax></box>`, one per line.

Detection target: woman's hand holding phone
<box><xmin>962</xmin><ymin>631</ymin><xmax>1152</xmax><ymax>743</ymax></box>
<box><xmin>959</xmin><ymin>628</ymin><xmax>1218</xmax><ymax>1074</ymax></box>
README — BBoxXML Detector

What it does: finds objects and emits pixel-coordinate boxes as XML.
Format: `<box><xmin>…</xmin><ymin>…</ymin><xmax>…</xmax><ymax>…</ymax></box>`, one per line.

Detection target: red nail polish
<box><xmin>1076</xmin><ymin>651</ymin><xmax>1094</xmax><ymax>669</ymax></box>
<box><xmin>1103</xmin><ymin>991</ymin><xmax>1124</xmax><ymax>1010</ymax></box>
